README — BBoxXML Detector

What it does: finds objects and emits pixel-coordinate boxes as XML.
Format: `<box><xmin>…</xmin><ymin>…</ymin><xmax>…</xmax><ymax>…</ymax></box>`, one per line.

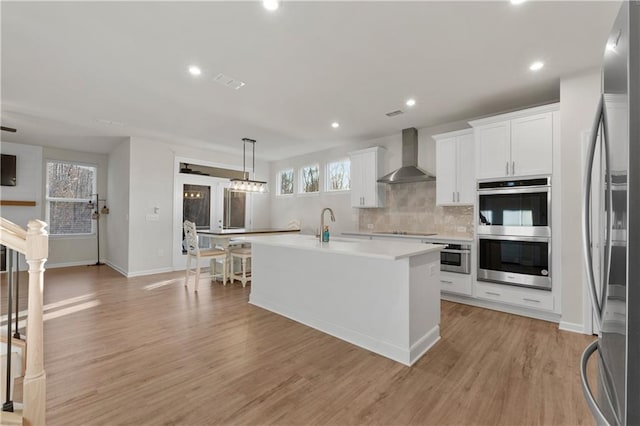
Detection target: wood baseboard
<box><xmin>0</xmin><ymin>200</ymin><xmax>36</xmax><ymax>206</ymax></box>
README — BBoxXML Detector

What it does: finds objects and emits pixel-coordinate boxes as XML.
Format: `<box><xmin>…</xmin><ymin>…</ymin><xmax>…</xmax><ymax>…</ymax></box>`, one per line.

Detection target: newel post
<box><xmin>22</xmin><ymin>220</ymin><xmax>48</xmax><ymax>426</ymax></box>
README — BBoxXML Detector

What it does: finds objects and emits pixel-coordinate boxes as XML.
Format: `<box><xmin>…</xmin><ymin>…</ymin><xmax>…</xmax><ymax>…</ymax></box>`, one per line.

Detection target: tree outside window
<box><xmin>300</xmin><ymin>164</ymin><xmax>319</xmax><ymax>193</ymax></box>
<box><xmin>326</xmin><ymin>159</ymin><xmax>350</xmax><ymax>191</ymax></box>
<box><xmin>46</xmin><ymin>161</ymin><xmax>96</xmax><ymax>235</ymax></box>
<box><xmin>278</xmin><ymin>169</ymin><xmax>294</xmax><ymax>195</ymax></box>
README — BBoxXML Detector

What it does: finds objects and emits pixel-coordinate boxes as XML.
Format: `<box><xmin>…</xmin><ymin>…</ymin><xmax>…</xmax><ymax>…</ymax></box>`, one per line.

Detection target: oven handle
<box><xmin>441</xmin><ymin>249</ymin><xmax>471</xmax><ymax>254</ymax></box>
<box><xmin>478</xmin><ymin>186</ymin><xmax>551</xmax><ymax>195</ymax></box>
<box><xmin>478</xmin><ymin>235</ymin><xmax>550</xmax><ymax>243</ymax></box>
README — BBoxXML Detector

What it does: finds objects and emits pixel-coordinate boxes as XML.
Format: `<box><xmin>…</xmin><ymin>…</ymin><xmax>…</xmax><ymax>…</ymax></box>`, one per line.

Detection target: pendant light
<box><xmin>229</xmin><ymin>138</ymin><xmax>268</xmax><ymax>193</ymax></box>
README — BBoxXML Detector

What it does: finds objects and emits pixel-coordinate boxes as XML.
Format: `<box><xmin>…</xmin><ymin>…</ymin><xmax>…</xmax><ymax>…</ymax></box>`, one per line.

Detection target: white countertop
<box><xmin>341</xmin><ymin>231</ymin><xmax>473</xmax><ymax>243</ymax></box>
<box><xmin>244</xmin><ymin>234</ymin><xmax>443</xmax><ymax>260</ymax></box>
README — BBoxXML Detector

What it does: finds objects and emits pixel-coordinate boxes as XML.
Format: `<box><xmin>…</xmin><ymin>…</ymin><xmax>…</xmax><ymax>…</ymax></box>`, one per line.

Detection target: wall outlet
<box><xmin>456</xmin><ymin>226</ymin><xmax>467</xmax><ymax>233</ymax></box>
<box><xmin>146</xmin><ymin>214</ymin><xmax>160</xmax><ymax>221</ymax></box>
<box><xmin>367</xmin><ymin>223</ymin><xmax>374</xmax><ymax>230</ymax></box>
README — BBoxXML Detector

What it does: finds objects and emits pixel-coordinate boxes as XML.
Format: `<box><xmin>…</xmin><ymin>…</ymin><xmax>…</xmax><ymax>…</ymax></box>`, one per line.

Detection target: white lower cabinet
<box><xmin>439</xmin><ymin>271</ymin><xmax>472</xmax><ymax>296</ymax></box>
<box><xmin>475</xmin><ymin>281</ymin><xmax>554</xmax><ymax>311</ymax></box>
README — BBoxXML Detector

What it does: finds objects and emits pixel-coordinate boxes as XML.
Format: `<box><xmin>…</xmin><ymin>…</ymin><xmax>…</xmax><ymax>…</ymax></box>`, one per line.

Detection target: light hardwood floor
<box><xmin>1</xmin><ymin>265</ymin><xmax>597</xmax><ymax>425</ymax></box>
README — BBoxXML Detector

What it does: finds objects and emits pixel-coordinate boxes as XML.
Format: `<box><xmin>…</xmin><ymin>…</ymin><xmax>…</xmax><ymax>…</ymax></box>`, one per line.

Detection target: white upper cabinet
<box><xmin>470</xmin><ymin>104</ymin><xmax>558</xmax><ymax>180</ymax></box>
<box><xmin>474</xmin><ymin>121</ymin><xmax>511</xmax><ymax>179</ymax></box>
<box><xmin>434</xmin><ymin>129</ymin><xmax>475</xmax><ymax>206</ymax></box>
<box><xmin>349</xmin><ymin>147</ymin><xmax>386</xmax><ymax>208</ymax></box>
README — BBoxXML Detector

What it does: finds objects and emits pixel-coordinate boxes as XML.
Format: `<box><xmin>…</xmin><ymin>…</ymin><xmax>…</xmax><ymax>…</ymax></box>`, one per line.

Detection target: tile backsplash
<box><xmin>359</xmin><ymin>181</ymin><xmax>474</xmax><ymax>237</ymax></box>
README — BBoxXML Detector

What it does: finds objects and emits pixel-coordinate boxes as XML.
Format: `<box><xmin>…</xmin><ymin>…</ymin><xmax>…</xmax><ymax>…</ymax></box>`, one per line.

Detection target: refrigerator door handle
<box><xmin>580</xmin><ymin>340</ymin><xmax>612</xmax><ymax>426</ymax></box>
<box><xmin>601</xmin><ymin>99</ymin><xmax>613</xmax><ymax>314</ymax></box>
<box><xmin>582</xmin><ymin>95</ymin><xmax>605</xmax><ymax>326</ymax></box>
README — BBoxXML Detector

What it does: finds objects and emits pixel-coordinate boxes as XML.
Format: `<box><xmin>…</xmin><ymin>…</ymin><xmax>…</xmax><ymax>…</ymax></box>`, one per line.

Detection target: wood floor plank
<box><xmin>1</xmin><ymin>265</ymin><xmax>597</xmax><ymax>425</ymax></box>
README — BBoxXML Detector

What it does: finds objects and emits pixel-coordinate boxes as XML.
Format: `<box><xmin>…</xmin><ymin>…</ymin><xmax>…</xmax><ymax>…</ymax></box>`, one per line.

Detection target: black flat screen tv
<box><xmin>1</xmin><ymin>154</ymin><xmax>17</xmax><ymax>186</ymax></box>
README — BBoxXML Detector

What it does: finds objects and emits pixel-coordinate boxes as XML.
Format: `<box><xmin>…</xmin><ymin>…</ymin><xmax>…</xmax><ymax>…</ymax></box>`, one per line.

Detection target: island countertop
<box><xmin>244</xmin><ymin>234</ymin><xmax>443</xmax><ymax>260</ymax></box>
<box><xmin>199</xmin><ymin>227</ymin><xmax>300</xmax><ymax>236</ymax></box>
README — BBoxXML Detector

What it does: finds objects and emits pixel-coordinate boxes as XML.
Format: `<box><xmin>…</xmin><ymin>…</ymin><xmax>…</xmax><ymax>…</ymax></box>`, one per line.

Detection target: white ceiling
<box><xmin>1</xmin><ymin>1</ymin><xmax>620</xmax><ymax>161</ymax></box>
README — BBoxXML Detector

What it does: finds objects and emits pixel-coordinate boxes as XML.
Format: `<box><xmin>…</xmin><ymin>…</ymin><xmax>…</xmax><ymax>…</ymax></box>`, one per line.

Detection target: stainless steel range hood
<box><xmin>377</xmin><ymin>127</ymin><xmax>435</xmax><ymax>184</ymax></box>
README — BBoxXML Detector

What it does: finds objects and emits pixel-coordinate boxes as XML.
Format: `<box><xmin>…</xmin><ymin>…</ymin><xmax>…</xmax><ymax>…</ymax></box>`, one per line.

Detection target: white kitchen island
<box><xmin>246</xmin><ymin>234</ymin><xmax>443</xmax><ymax>366</ymax></box>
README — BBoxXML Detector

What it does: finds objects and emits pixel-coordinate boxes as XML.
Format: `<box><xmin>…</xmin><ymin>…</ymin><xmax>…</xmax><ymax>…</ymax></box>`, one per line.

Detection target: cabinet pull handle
<box><xmin>511</xmin><ymin>161</ymin><xmax>515</xmax><ymax>176</ymax></box>
<box><xmin>523</xmin><ymin>298</ymin><xmax>541</xmax><ymax>303</ymax></box>
<box><xmin>506</xmin><ymin>161</ymin><xmax>509</xmax><ymax>176</ymax></box>
<box><xmin>452</xmin><ymin>192</ymin><xmax>455</xmax><ymax>202</ymax></box>
<box><xmin>441</xmin><ymin>280</ymin><xmax>454</xmax><ymax>284</ymax></box>
<box><xmin>456</xmin><ymin>192</ymin><xmax>460</xmax><ymax>202</ymax></box>
<box><xmin>486</xmin><ymin>291</ymin><xmax>501</xmax><ymax>296</ymax></box>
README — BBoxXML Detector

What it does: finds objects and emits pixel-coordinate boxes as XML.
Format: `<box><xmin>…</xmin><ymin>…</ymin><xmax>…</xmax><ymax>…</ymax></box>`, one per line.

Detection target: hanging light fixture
<box><xmin>229</xmin><ymin>138</ymin><xmax>268</xmax><ymax>193</ymax></box>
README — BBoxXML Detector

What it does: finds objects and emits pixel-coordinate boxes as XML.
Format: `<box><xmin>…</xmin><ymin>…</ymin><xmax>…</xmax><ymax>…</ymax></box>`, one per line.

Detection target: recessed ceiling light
<box><xmin>406</xmin><ymin>98</ymin><xmax>416</xmax><ymax>107</ymax></box>
<box><xmin>331</xmin><ymin>122</ymin><xmax>340</xmax><ymax>129</ymax></box>
<box><xmin>511</xmin><ymin>0</ymin><xmax>527</xmax><ymax>4</ymax></box>
<box><xmin>188</xmin><ymin>66</ymin><xmax>202</xmax><ymax>76</ymax></box>
<box><xmin>263</xmin><ymin>0</ymin><xmax>279</xmax><ymax>11</ymax></box>
<box><xmin>529</xmin><ymin>61</ymin><xmax>544</xmax><ymax>71</ymax></box>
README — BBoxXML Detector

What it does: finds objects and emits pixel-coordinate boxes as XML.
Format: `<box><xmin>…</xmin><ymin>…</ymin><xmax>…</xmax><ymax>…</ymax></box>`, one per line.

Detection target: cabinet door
<box><xmin>360</xmin><ymin>150</ymin><xmax>378</xmax><ymax>207</ymax></box>
<box><xmin>510</xmin><ymin>112</ymin><xmax>553</xmax><ymax>177</ymax></box>
<box><xmin>456</xmin><ymin>133</ymin><xmax>476</xmax><ymax>204</ymax></box>
<box><xmin>475</xmin><ymin>121</ymin><xmax>511</xmax><ymax>179</ymax></box>
<box><xmin>350</xmin><ymin>153</ymin><xmax>364</xmax><ymax>207</ymax></box>
<box><xmin>436</xmin><ymin>138</ymin><xmax>457</xmax><ymax>205</ymax></box>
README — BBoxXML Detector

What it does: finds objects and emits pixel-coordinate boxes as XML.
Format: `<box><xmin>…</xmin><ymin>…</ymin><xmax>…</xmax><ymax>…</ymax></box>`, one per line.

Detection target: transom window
<box><xmin>326</xmin><ymin>159</ymin><xmax>350</xmax><ymax>191</ymax></box>
<box><xmin>299</xmin><ymin>164</ymin><xmax>319</xmax><ymax>193</ymax></box>
<box><xmin>46</xmin><ymin>161</ymin><xmax>97</xmax><ymax>235</ymax></box>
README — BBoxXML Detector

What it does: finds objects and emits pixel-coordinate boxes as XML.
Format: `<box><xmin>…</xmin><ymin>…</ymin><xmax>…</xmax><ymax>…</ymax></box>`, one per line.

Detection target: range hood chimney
<box><xmin>377</xmin><ymin>127</ymin><xmax>436</xmax><ymax>184</ymax></box>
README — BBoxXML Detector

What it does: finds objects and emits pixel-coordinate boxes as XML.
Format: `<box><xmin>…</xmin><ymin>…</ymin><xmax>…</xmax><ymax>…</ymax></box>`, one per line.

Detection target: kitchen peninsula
<box><xmin>247</xmin><ymin>234</ymin><xmax>443</xmax><ymax>366</ymax></box>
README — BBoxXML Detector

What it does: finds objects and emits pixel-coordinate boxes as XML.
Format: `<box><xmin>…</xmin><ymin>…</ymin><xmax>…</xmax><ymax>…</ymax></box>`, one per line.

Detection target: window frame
<box><xmin>325</xmin><ymin>158</ymin><xmax>351</xmax><ymax>193</ymax></box>
<box><xmin>298</xmin><ymin>163</ymin><xmax>320</xmax><ymax>195</ymax></box>
<box><xmin>45</xmin><ymin>160</ymin><xmax>98</xmax><ymax>237</ymax></box>
<box><xmin>276</xmin><ymin>168</ymin><xmax>295</xmax><ymax>197</ymax></box>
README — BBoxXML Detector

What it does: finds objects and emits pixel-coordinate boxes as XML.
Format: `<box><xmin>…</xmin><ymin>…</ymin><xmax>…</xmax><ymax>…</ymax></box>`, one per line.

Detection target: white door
<box><xmin>436</xmin><ymin>137</ymin><xmax>457</xmax><ymax>205</ymax></box>
<box><xmin>510</xmin><ymin>112</ymin><xmax>553</xmax><ymax>177</ymax></box>
<box><xmin>456</xmin><ymin>133</ymin><xmax>476</xmax><ymax>204</ymax></box>
<box><xmin>173</xmin><ymin>175</ymin><xmax>239</xmax><ymax>270</ymax></box>
<box><xmin>475</xmin><ymin>121</ymin><xmax>511</xmax><ymax>179</ymax></box>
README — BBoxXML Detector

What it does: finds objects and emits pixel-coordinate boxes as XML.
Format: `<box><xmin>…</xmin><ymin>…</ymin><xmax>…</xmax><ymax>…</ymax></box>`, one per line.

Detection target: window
<box><xmin>46</xmin><ymin>161</ymin><xmax>97</xmax><ymax>235</ymax></box>
<box><xmin>277</xmin><ymin>169</ymin><xmax>294</xmax><ymax>195</ymax></box>
<box><xmin>300</xmin><ymin>164</ymin><xmax>319</xmax><ymax>193</ymax></box>
<box><xmin>326</xmin><ymin>159</ymin><xmax>350</xmax><ymax>191</ymax></box>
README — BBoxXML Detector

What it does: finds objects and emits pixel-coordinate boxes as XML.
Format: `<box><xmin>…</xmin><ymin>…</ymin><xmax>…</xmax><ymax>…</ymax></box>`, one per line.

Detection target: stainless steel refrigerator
<box><xmin>581</xmin><ymin>1</ymin><xmax>639</xmax><ymax>425</ymax></box>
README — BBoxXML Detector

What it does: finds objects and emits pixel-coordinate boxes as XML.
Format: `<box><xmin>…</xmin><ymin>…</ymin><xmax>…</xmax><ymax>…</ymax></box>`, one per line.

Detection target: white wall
<box><xmin>559</xmin><ymin>68</ymin><xmax>601</xmax><ymax>331</ymax></box>
<box><xmin>42</xmin><ymin>147</ymin><xmax>109</xmax><ymax>267</ymax></box>
<box><xmin>106</xmin><ymin>139</ymin><xmax>131</xmax><ymax>275</ymax></box>
<box><xmin>0</xmin><ymin>141</ymin><xmax>43</xmax><ymax>269</ymax></box>
<box><xmin>269</xmin><ymin>121</ymin><xmax>468</xmax><ymax>235</ymax></box>
<box><xmin>124</xmin><ymin>137</ymin><xmax>268</xmax><ymax>276</ymax></box>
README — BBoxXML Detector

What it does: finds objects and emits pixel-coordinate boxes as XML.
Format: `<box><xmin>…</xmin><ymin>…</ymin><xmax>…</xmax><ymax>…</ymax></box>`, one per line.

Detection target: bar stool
<box><xmin>183</xmin><ymin>220</ymin><xmax>227</xmax><ymax>292</ymax></box>
<box><xmin>229</xmin><ymin>246</ymin><xmax>252</xmax><ymax>287</ymax></box>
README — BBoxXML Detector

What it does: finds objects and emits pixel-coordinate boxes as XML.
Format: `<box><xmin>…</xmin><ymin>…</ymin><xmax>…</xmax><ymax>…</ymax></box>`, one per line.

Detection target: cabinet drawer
<box><xmin>439</xmin><ymin>271</ymin><xmax>472</xmax><ymax>296</ymax></box>
<box><xmin>475</xmin><ymin>281</ymin><xmax>554</xmax><ymax>311</ymax></box>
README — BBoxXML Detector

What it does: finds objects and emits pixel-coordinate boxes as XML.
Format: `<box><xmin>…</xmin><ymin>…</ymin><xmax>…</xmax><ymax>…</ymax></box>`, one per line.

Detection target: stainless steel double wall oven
<box><xmin>477</xmin><ymin>177</ymin><xmax>552</xmax><ymax>290</ymax></box>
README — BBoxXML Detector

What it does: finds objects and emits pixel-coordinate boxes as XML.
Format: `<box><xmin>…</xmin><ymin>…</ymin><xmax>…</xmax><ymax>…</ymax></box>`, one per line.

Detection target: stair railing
<box><xmin>0</xmin><ymin>218</ymin><xmax>48</xmax><ymax>426</ymax></box>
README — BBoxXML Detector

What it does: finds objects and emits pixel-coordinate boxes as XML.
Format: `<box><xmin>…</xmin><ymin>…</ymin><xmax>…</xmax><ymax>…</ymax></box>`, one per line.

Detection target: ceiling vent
<box><xmin>385</xmin><ymin>110</ymin><xmax>404</xmax><ymax>117</ymax></box>
<box><xmin>213</xmin><ymin>73</ymin><xmax>246</xmax><ymax>90</ymax></box>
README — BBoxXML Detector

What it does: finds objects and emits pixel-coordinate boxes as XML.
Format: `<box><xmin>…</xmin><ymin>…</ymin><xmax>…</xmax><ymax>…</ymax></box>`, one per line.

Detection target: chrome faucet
<box><xmin>320</xmin><ymin>207</ymin><xmax>336</xmax><ymax>241</ymax></box>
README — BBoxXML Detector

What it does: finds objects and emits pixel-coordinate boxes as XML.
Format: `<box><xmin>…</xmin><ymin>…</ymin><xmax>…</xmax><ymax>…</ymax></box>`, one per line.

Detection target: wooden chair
<box><xmin>183</xmin><ymin>220</ymin><xmax>227</xmax><ymax>292</ymax></box>
<box><xmin>229</xmin><ymin>246</ymin><xmax>252</xmax><ymax>287</ymax></box>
